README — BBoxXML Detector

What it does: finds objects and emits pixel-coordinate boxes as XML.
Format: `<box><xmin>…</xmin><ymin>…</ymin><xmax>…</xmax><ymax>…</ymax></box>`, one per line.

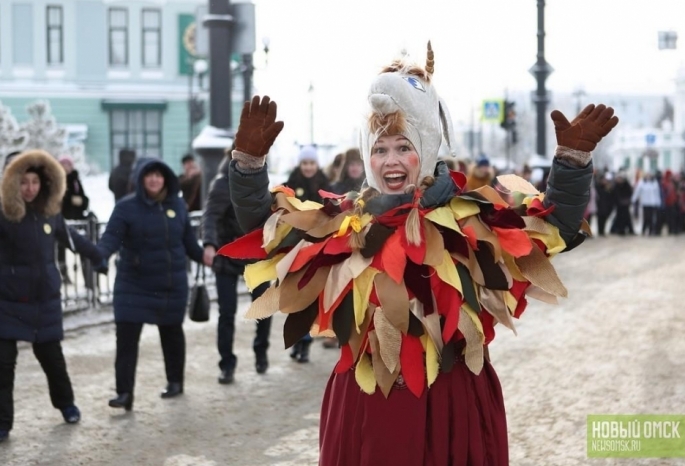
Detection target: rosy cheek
<box><xmin>406</xmin><ymin>153</ymin><xmax>420</xmax><ymax>168</ymax></box>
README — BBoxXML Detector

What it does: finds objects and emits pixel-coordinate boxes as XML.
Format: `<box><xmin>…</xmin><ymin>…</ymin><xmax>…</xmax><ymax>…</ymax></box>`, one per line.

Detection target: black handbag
<box><xmin>188</xmin><ymin>264</ymin><xmax>210</xmax><ymax>322</ymax></box>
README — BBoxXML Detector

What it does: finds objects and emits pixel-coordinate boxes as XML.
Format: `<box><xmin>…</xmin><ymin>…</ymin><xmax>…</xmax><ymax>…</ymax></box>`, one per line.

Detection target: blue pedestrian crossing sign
<box><xmin>482</xmin><ymin>99</ymin><xmax>505</xmax><ymax>123</ymax></box>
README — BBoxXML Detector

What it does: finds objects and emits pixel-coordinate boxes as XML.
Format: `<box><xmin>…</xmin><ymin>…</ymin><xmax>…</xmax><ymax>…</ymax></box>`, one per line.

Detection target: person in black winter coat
<box><xmin>97</xmin><ymin>158</ymin><xmax>207</xmax><ymax>411</ymax></box>
<box><xmin>610</xmin><ymin>172</ymin><xmax>635</xmax><ymax>236</ymax></box>
<box><xmin>594</xmin><ymin>172</ymin><xmax>615</xmax><ymax>236</ymax></box>
<box><xmin>331</xmin><ymin>148</ymin><xmax>365</xmax><ymax>195</ymax></box>
<box><xmin>284</xmin><ymin>145</ymin><xmax>332</xmax><ymax>362</ymax></box>
<box><xmin>57</xmin><ymin>155</ymin><xmax>91</xmax><ymax>284</ymax></box>
<box><xmin>201</xmin><ymin>154</ymin><xmax>271</xmax><ymax>384</ymax></box>
<box><xmin>0</xmin><ymin>150</ymin><xmax>105</xmax><ymax>442</ymax></box>
<box><xmin>108</xmin><ymin>148</ymin><xmax>136</xmax><ymax>202</ymax></box>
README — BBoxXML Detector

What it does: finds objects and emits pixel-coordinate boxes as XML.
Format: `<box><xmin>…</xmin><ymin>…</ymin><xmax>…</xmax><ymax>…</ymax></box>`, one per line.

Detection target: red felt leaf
<box><xmin>526</xmin><ymin>198</ymin><xmax>555</xmax><ymax>217</ymax></box>
<box><xmin>461</xmin><ymin>225</ymin><xmax>479</xmax><ymax>251</ymax></box>
<box><xmin>374</xmin><ymin>204</ymin><xmax>415</xmax><ymax>228</ymax></box>
<box><xmin>380</xmin><ymin>232</ymin><xmax>406</xmax><ymax>284</ymax></box>
<box><xmin>492</xmin><ymin>226</ymin><xmax>533</xmax><ymax>258</ymax></box>
<box><xmin>429</xmin><ymin>271</ymin><xmax>462</xmax><ymax>317</ymax></box>
<box><xmin>319</xmin><ymin>189</ymin><xmax>347</xmax><ymax>200</ymax></box>
<box><xmin>442</xmin><ymin>306</ymin><xmax>459</xmax><ymax>343</ymax></box>
<box><xmin>514</xmin><ymin>297</ymin><xmax>528</xmax><ymax>319</ymax></box>
<box><xmin>510</xmin><ymin>280</ymin><xmax>530</xmax><ymax>300</ymax></box>
<box><xmin>531</xmin><ymin>238</ymin><xmax>548</xmax><ymax>255</ymax></box>
<box><xmin>400</xmin><ymin>334</ymin><xmax>425</xmax><ymax>398</ymax></box>
<box><xmin>334</xmin><ymin>344</ymin><xmax>354</xmax><ymax>373</ymax></box>
<box><xmin>290</xmin><ymin>241</ymin><xmax>328</xmax><ymax>272</ymax></box>
<box><xmin>479</xmin><ymin>310</ymin><xmax>496</xmax><ymax>345</ymax></box>
<box><xmin>401</xmin><ymin>223</ymin><xmax>426</xmax><ymax>265</ymax></box>
<box><xmin>217</xmin><ymin>228</ymin><xmax>267</xmax><ymax>260</ymax></box>
<box><xmin>324</xmin><ymin>234</ymin><xmax>352</xmax><ymax>255</ymax></box>
<box><xmin>450</xmin><ymin>170</ymin><xmax>467</xmax><ymax>192</ymax></box>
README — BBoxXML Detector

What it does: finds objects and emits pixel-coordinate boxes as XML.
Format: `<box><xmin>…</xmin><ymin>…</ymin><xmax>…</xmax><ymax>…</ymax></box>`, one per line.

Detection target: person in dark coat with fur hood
<box><xmin>97</xmin><ymin>158</ymin><xmax>208</xmax><ymax>411</ymax></box>
<box><xmin>0</xmin><ymin>150</ymin><xmax>105</xmax><ymax>442</ymax></box>
<box><xmin>331</xmin><ymin>148</ymin><xmax>365</xmax><ymax>195</ymax></box>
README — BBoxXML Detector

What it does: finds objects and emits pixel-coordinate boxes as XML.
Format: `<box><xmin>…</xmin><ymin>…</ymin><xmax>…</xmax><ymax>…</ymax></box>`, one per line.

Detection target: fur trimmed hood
<box><xmin>1</xmin><ymin>149</ymin><xmax>66</xmax><ymax>222</ymax></box>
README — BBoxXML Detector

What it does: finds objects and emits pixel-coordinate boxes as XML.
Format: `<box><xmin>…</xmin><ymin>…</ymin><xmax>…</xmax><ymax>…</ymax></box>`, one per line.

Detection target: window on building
<box><xmin>664</xmin><ymin>150</ymin><xmax>671</xmax><ymax>170</ymax></box>
<box><xmin>109</xmin><ymin>109</ymin><xmax>162</xmax><ymax>165</ymax></box>
<box><xmin>142</xmin><ymin>9</ymin><xmax>161</xmax><ymax>68</ymax></box>
<box><xmin>46</xmin><ymin>6</ymin><xmax>63</xmax><ymax>65</ymax></box>
<box><xmin>109</xmin><ymin>8</ymin><xmax>128</xmax><ymax>66</ymax></box>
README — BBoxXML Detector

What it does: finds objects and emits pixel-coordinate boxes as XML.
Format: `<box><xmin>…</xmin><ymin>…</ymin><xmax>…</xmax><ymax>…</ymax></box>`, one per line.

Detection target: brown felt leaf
<box><xmin>422</xmin><ymin>311</ymin><xmax>443</xmax><ymax>356</ymax></box>
<box><xmin>307</xmin><ymin>211</ymin><xmax>349</xmax><ymax>238</ymax></box>
<box><xmin>499</xmin><ymin>261</ymin><xmax>513</xmax><ymax>289</ymax></box>
<box><xmin>361</xmin><ymin>223</ymin><xmax>395</xmax><ymax>258</ymax></box>
<box><xmin>460</xmin><ymin>216</ymin><xmax>502</xmax><ymax>262</ymax></box>
<box><xmin>580</xmin><ymin>219</ymin><xmax>593</xmax><ymax>238</ymax></box>
<box><xmin>374</xmin><ymin>273</ymin><xmax>410</xmax><ymax>334</ymax></box>
<box><xmin>348</xmin><ymin>306</ymin><xmax>372</xmax><ymax>361</ymax></box>
<box><xmin>368</xmin><ymin>330</ymin><xmax>400</xmax><ymax>398</ymax></box>
<box><xmin>480</xmin><ymin>288</ymin><xmax>517</xmax><ymax>334</ymax></box>
<box><xmin>523</xmin><ymin>216</ymin><xmax>550</xmax><ymax>235</ymax></box>
<box><xmin>423</xmin><ymin>219</ymin><xmax>445</xmax><ymax>267</ymax></box>
<box><xmin>273</xmin><ymin>192</ymin><xmax>297</xmax><ymax>213</ymax></box>
<box><xmin>280</xmin><ymin>209</ymin><xmax>331</xmax><ymax>232</ymax></box>
<box><xmin>323</xmin><ymin>252</ymin><xmax>371</xmax><ymax>313</ymax></box>
<box><xmin>283</xmin><ymin>301</ymin><xmax>319</xmax><ymax>348</ymax></box>
<box><xmin>515</xmin><ymin>243</ymin><xmax>568</xmax><ymax>298</ymax></box>
<box><xmin>244</xmin><ymin>285</ymin><xmax>280</xmax><ymax>320</ymax></box>
<box><xmin>526</xmin><ymin>285</ymin><xmax>559</xmax><ymax>304</ymax></box>
<box><xmin>279</xmin><ymin>266</ymin><xmax>331</xmax><ymax>313</ymax></box>
<box><xmin>374</xmin><ymin>307</ymin><xmax>402</xmax><ymax>373</ymax></box>
<box><xmin>496</xmin><ymin>174</ymin><xmax>540</xmax><ymax>195</ymax></box>
<box><xmin>458</xmin><ymin>308</ymin><xmax>484</xmax><ymax>375</ymax></box>
<box><xmin>469</xmin><ymin>185</ymin><xmax>510</xmax><ymax>208</ymax></box>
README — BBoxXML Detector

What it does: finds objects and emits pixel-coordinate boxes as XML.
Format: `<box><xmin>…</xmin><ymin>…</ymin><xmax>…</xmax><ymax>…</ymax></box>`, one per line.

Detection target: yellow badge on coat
<box><xmin>166</xmin><ymin>209</ymin><xmax>176</xmax><ymax>218</ymax></box>
<box><xmin>43</xmin><ymin>223</ymin><xmax>52</xmax><ymax>234</ymax></box>
<box><xmin>295</xmin><ymin>187</ymin><xmax>305</xmax><ymax>197</ymax></box>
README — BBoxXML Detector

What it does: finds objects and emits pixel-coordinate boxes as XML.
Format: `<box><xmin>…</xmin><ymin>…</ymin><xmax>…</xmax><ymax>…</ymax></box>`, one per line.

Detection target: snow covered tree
<box><xmin>0</xmin><ymin>101</ymin><xmax>28</xmax><ymax>159</ymax></box>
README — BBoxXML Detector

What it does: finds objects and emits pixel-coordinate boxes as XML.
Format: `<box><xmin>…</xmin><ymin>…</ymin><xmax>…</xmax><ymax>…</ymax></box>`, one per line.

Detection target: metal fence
<box><xmin>61</xmin><ymin>211</ymin><xmax>218</xmax><ymax>315</ymax></box>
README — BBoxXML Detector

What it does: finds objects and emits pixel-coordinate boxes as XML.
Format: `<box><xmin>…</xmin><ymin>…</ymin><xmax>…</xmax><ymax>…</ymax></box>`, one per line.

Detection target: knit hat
<box><xmin>476</xmin><ymin>155</ymin><xmax>490</xmax><ymax>168</ymax></box>
<box><xmin>298</xmin><ymin>145</ymin><xmax>319</xmax><ymax>164</ymax></box>
<box><xmin>58</xmin><ymin>154</ymin><xmax>74</xmax><ymax>166</ymax></box>
<box><xmin>359</xmin><ymin>42</ymin><xmax>457</xmax><ymax>191</ymax></box>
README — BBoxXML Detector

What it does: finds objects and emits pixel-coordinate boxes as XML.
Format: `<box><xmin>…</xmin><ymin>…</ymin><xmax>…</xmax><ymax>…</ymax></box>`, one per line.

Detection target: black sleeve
<box><xmin>55</xmin><ymin>216</ymin><xmax>102</xmax><ymax>263</ymax></box>
<box><xmin>228</xmin><ymin>160</ymin><xmax>273</xmax><ymax>233</ymax></box>
<box><xmin>543</xmin><ymin>159</ymin><xmax>593</xmax><ymax>246</ymax></box>
<box><xmin>201</xmin><ymin>175</ymin><xmax>231</xmax><ymax>248</ymax></box>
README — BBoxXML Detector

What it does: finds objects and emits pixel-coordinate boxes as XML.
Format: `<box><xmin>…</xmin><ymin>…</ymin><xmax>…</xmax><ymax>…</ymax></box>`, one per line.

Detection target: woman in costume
<box><xmin>221</xmin><ymin>44</ymin><xmax>618</xmax><ymax>465</ymax></box>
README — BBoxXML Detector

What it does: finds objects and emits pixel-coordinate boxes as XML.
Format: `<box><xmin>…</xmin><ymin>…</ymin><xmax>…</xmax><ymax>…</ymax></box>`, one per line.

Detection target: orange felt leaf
<box><xmin>442</xmin><ymin>305</ymin><xmax>460</xmax><ymax>343</ymax></box>
<box><xmin>380</xmin><ymin>232</ymin><xmax>406</xmax><ymax>284</ymax></box>
<box><xmin>400</xmin><ymin>334</ymin><xmax>426</xmax><ymax>398</ymax></box>
<box><xmin>492</xmin><ymin>226</ymin><xmax>533</xmax><ymax>258</ymax></box>
<box><xmin>272</xmin><ymin>185</ymin><xmax>296</xmax><ymax>197</ymax></box>
<box><xmin>461</xmin><ymin>225</ymin><xmax>479</xmax><ymax>251</ymax></box>
<box><xmin>318</xmin><ymin>292</ymin><xmax>332</xmax><ymax>331</ymax></box>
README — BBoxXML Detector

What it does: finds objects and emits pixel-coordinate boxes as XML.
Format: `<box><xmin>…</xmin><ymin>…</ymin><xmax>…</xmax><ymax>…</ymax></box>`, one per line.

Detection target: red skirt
<box><xmin>319</xmin><ymin>359</ymin><xmax>508</xmax><ymax>466</ymax></box>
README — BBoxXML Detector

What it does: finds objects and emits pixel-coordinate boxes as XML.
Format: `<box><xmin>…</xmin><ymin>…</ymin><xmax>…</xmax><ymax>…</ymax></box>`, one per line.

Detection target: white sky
<box><xmin>251</xmin><ymin>0</ymin><xmax>685</xmax><ymax>152</ymax></box>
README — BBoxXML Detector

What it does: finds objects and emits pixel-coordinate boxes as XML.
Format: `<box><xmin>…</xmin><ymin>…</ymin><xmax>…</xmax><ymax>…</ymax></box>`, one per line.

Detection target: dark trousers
<box><xmin>597</xmin><ymin>213</ymin><xmax>610</xmax><ymax>236</ymax></box>
<box><xmin>115</xmin><ymin>322</ymin><xmax>185</xmax><ymax>395</ymax></box>
<box><xmin>642</xmin><ymin>206</ymin><xmax>659</xmax><ymax>235</ymax></box>
<box><xmin>215</xmin><ymin>273</ymin><xmax>271</xmax><ymax>372</ymax></box>
<box><xmin>0</xmin><ymin>339</ymin><xmax>74</xmax><ymax>431</ymax></box>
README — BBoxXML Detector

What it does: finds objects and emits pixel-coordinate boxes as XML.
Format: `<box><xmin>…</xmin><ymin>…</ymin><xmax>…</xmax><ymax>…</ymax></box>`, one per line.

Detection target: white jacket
<box><xmin>631</xmin><ymin>179</ymin><xmax>661</xmax><ymax>207</ymax></box>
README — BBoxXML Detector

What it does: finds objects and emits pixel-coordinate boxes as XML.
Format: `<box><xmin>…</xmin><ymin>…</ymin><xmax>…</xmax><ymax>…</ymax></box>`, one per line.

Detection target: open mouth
<box><xmin>383</xmin><ymin>172</ymin><xmax>407</xmax><ymax>190</ymax></box>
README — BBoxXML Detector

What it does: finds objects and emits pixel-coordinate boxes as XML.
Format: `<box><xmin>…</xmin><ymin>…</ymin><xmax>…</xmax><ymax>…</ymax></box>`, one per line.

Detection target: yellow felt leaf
<box><xmin>527</xmin><ymin>224</ymin><xmax>566</xmax><ymax>257</ymax></box>
<box><xmin>496</xmin><ymin>174</ymin><xmax>540</xmax><ymax>195</ymax></box>
<box><xmin>458</xmin><ymin>306</ymin><xmax>484</xmax><ymax>374</ymax></box>
<box><xmin>480</xmin><ymin>288</ymin><xmax>517</xmax><ymax>334</ymax></box>
<box><xmin>353</xmin><ymin>267</ymin><xmax>379</xmax><ymax>331</ymax></box>
<box><xmin>374</xmin><ymin>307</ymin><xmax>402</xmax><ymax>372</ymax></box>
<box><xmin>421</xmin><ymin>334</ymin><xmax>439</xmax><ymax>387</ymax></box>
<box><xmin>425</xmin><ymin>206</ymin><xmax>462</xmax><ymax>233</ymax></box>
<box><xmin>462</xmin><ymin>303</ymin><xmax>485</xmax><ymax>338</ymax></box>
<box><xmin>423</xmin><ymin>219</ymin><xmax>445</xmax><ymax>267</ymax></box>
<box><xmin>449</xmin><ymin>197</ymin><xmax>480</xmax><ymax>220</ymax></box>
<box><xmin>264</xmin><ymin>224</ymin><xmax>293</xmax><ymax>253</ymax></box>
<box><xmin>243</xmin><ymin>253</ymin><xmax>284</xmax><ymax>291</ymax></box>
<box><xmin>504</xmin><ymin>291</ymin><xmax>518</xmax><ymax>314</ymax></box>
<box><xmin>502</xmin><ymin>252</ymin><xmax>526</xmax><ymax>282</ymax></box>
<box><xmin>434</xmin><ymin>250</ymin><xmax>462</xmax><ymax>294</ymax></box>
<box><xmin>355</xmin><ymin>353</ymin><xmax>376</xmax><ymax>395</ymax></box>
<box><xmin>422</xmin><ymin>313</ymin><xmax>444</xmax><ymax>354</ymax></box>
<box><xmin>286</xmin><ymin>197</ymin><xmax>323</xmax><ymax>211</ymax></box>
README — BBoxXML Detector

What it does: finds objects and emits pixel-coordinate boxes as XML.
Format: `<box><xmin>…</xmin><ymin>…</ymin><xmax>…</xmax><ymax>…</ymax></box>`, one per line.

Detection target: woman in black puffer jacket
<box><xmin>98</xmin><ymin>158</ymin><xmax>206</xmax><ymax>411</ymax></box>
<box><xmin>0</xmin><ymin>150</ymin><xmax>104</xmax><ymax>442</ymax></box>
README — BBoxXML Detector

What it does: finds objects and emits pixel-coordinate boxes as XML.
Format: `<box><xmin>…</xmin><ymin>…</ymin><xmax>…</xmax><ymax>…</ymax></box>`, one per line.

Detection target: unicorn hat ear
<box><xmin>439</xmin><ymin>98</ymin><xmax>458</xmax><ymax>157</ymax></box>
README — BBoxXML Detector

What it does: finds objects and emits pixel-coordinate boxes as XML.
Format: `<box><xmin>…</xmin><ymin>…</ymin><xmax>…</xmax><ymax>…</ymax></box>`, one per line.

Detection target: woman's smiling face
<box><xmin>369</xmin><ymin>135</ymin><xmax>420</xmax><ymax>194</ymax></box>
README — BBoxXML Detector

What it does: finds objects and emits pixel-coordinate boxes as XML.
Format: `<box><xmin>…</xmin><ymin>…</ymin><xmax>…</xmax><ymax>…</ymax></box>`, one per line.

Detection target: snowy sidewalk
<box><xmin>1</xmin><ymin>235</ymin><xmax>684</xmax><ymax>466</ymax></box>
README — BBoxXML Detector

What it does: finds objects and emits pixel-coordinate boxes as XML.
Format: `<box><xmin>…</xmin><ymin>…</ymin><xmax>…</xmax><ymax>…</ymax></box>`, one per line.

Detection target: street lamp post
<box><xmin>529</xmin><ymin>0</ymin><xmax>553</xmax><ymax>157</ymax></box>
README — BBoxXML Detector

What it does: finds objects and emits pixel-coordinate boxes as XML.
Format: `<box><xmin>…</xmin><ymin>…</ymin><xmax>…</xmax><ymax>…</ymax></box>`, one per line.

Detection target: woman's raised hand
<box><xmin>234</xmin><ymin>95</ymin><xmax>284</xmax><ymax>159</ymax></box>
<box><xmin>550</xmin><ymin>104</ymin><xmax>619</xmax><ymax>153</ymax></box>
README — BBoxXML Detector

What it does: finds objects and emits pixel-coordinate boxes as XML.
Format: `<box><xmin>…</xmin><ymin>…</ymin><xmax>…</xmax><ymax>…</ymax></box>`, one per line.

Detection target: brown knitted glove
<box><xmin>550</xmin><ymin>104</ymin><xmax>619</xmax><ymax>153</ymax></box>
<box><xmin>234</xmin><ymin>95</ymin><xmax>284</xmax><ymax>159</ymax></box>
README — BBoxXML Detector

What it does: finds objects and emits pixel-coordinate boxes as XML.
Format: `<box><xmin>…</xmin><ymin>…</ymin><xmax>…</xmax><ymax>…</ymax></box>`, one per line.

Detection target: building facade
<box><xmin>0</xmin><ymin>0</ymin><xmax>237</xmax><ymax>172</ymax></box>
